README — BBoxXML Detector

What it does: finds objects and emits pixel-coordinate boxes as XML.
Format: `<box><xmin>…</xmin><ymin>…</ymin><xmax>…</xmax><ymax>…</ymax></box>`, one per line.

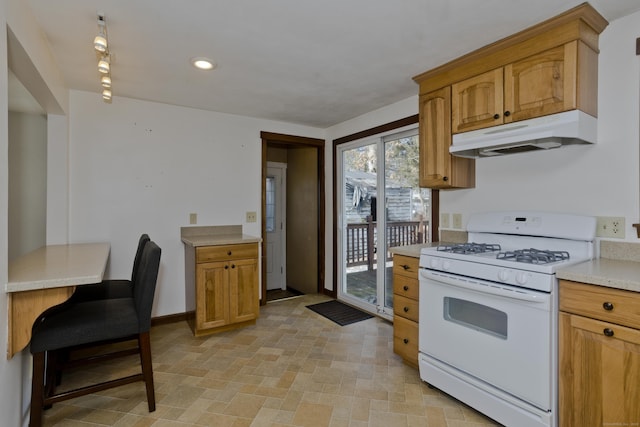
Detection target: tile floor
<box><xmin>41</xmin><ymin>294</ymin><xmax>501</xmax><ymax>426</ymax></box>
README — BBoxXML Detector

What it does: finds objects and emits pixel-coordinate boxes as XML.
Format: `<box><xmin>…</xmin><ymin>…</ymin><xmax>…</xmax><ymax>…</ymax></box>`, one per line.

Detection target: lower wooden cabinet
<box><xmin>392</xmin><ymin>254</ymin><xmax>420</xmax><ymax>367</ymax></box>
<box><xmin>559</xmin><ymin>280</ymin><xmax>640</xmax><ymax>426</ymax></box>
<box><xmin>186</xmin><ymin>242</ymin><xmax>259</xmax><ymax>336</ymax></box>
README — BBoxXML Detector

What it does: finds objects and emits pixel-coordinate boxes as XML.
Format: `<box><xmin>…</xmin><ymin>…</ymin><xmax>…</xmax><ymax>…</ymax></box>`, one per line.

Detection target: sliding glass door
<box><xmin>337</xmin><ymin>128</ymin><xmax>429</xmax><ymax>318</ymax></box>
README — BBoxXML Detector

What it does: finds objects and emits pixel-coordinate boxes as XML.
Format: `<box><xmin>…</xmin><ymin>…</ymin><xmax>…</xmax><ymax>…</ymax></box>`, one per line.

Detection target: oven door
<box><xmin>419</xmin><ymin>268</ymin><xmax>553</xmax><ymax>411</ymax></box>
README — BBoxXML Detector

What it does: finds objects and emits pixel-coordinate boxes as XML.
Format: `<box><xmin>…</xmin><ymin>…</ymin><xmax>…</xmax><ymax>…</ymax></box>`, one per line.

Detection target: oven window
<box><xmin>443</xmin><ymin>297</ymin><xmax>508</xmax><ymax>339</ymax></box>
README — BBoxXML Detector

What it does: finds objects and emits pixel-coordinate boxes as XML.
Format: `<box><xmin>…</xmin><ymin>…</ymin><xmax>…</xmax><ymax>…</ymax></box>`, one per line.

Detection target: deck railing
<box><xmin>346</xmin><ymin>217</ymin><xmax>426</xmax><ymax>270</ymax></box>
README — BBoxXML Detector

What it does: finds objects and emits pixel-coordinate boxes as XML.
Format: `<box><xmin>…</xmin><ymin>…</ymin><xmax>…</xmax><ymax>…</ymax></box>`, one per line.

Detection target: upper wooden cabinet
<box><xmin>452</xmin><ymin>41</ymin><xmax>598</xmax><ymax>134</ymax></box>
<box><xmin>414</xmin><ymin>3</ymin><xmax>607</xmax><ymax>189</ymax></box>
<box><xmin>420</xmin><ymin>87</ymin><xmax>475</xmax><ymax>189</ymax></box>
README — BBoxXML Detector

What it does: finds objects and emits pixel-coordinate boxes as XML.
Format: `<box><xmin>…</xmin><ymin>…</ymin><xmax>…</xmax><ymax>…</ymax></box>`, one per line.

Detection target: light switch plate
<box><xmin>189</xmin><ymin>213</ymin><xmax>197</xmax><ymax>224</ymax></box>
<box><xmin>246</xmin><ymin>211</ymin><xmax>257</xmax><ymax>223</ymax></box>
<box><xmin>452</xmin><ymin>213</ymin><xmax>462</xmax><ymax>229</ymax></box>
<box><xmin>440</xmin><ymin>213</ymin><xmax>450</xmax><ymax>228</ymax></box>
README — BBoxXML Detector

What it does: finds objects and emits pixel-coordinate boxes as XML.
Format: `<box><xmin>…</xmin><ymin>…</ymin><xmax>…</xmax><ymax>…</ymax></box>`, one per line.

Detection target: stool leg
<box><xmin>138</xmin><ymin>332</ymin><xmax>156</xmax><ymax>412</ymax></box>
<box><xmin>30</xmin><ymin>351</ymin><xmax>46</xmax><ymax>427</ymax></box>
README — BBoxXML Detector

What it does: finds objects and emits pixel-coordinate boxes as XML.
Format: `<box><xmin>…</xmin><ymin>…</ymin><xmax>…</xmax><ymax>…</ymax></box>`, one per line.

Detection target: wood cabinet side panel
<box><xmin>576</xmin><ymin>40</ymin><xmax>598</xmax><ymax>117</ymax></box>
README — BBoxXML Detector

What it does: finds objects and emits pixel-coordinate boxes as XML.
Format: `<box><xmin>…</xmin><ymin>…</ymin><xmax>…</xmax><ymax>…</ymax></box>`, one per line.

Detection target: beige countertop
<box><xmin>6</xmin><ymin>242</ymin><xmax>110</xmax><ymax>292</ymax></box>
<box><xmin>181</xmin><ymin>225</ymin><xmax>260</xmax><ymax>247</ymax></box>
<box><xmin>557</xmin><ymin>257</ymin><xmax>640</xmax><ymax>293</ymax></box>
<box><xmin>389</xmin><ymin>242</ymin><xmax>439</xmax><ymax>258</ymax></box>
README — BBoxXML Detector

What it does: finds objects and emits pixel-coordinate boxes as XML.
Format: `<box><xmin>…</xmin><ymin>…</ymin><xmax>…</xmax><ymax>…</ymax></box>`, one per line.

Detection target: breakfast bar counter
<box><xmin>6</xmin><ymin>242</ymin><xmax>110</xmax><ymax>358</ymax></box>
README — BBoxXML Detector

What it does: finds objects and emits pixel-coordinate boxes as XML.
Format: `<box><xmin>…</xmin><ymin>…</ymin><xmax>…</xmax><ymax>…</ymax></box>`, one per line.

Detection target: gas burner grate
<box><xmin>497</xmin><ymin>248</ymin><xmax>570</xmax><ymax>264</ymax></box>
<box><xmin>437</xmin><ymin>243</ymin><xmax>502</xmax><ymax>254</ymax></box>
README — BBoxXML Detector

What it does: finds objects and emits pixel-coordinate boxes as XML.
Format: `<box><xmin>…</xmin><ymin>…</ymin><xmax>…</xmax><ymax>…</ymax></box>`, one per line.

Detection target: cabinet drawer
<box><xmin>393</xmin><ymin>275</ymin><xmax>419</xmax><ymax>300</ymax></box>
<box><xmin>196</xmin><ymin>243</ymin><xmax>258</xmax><ymax>263</ymax></box>
<box><xmin>393</xmin><ymin>316</ymin><xmax>418</xmax><ymax>365</ymax></box>
<box><xmin>393</xmin><ymin>255</ymin><xmax>419</xmax><ymax>278</ymax></box>
<box><xmin>559</xmin><ymin>280</ymin><xmax>640</xmax><ymax>329</ymax></box>
<box><xmin>394</xmin><ymin>294</ymin><xmax>419</xmax><ymax>322</ymax></box>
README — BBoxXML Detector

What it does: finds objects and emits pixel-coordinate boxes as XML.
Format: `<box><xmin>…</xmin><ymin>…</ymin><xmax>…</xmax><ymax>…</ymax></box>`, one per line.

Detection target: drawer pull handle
<box><xmin>401</xmin><ymin>264</ymin><xmax>410</xmax><ymax>270</ymax></box>
<box><xmin>227</xmin><ymin>251</ymin><xmax>232</xmax><ymax>256</ymax></box>
<box><xmin>603</xmin><ymin>328</ymin><xmax>614</xmax><ymax>337</ymax></box>
<box><xmin>403</xmin><ymin>307</ymin><xmax>409</xmax><ymax>313</ymax></box>
<box><xmin>403</xmin><ymin>338</ymin><xmax>409</xmax><ymax>344</ymax></box>
<box><xmin>403</xmin><ymin>285</ymin><xmax>409</xmax><ymax>291</ymax></box>
<box><xmin>603</xmin><ymin>302</ymin><xmax>614</xmax><ymax>311</ymax></box>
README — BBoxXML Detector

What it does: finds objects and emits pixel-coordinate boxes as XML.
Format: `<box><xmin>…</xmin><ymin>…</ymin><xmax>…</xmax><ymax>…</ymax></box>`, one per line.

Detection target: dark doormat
<box><xmin>306</xmin><ymin>300</ymin><xmax>373</xmax><ymax>326</ymax></box>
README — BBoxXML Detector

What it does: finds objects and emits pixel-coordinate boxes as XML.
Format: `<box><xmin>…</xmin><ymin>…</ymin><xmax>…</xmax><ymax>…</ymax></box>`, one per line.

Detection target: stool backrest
<box><xmin>133</xmin><ymin>241</ymin><xmax>161</xmax><ymax>332</ymax></box>
<box><xmin>131</xmin><ymin>234</ymin><xmax>151</xmax><ymax>281</ymax></box>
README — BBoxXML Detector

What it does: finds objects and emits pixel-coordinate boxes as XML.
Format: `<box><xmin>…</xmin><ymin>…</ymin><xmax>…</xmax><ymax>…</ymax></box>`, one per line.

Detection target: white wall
<box><xmin>440</xmin><ymin>11</ymin><xmax>640</xmax><ymax>242</ymax></box>
<box><xmin>68</xmin><ymin>91</ymin><xmax>324</xmax><ymax>316</ymax></box>
<box><xmin>1</xmin><ymin>0</ymin><xmax>69</xmax><ymax>425</ymax></box>
<box><xmin>8</xmin><ymin>111</ymin><xmax>47</xmax><ymax>261</ymax></box>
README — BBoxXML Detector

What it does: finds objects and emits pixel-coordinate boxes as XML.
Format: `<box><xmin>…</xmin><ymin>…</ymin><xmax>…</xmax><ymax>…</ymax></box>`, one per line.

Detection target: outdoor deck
<box><xmin>345</xmin><ymin>265</ymin><xmax>394</xmax><ymax>307</ymax></box>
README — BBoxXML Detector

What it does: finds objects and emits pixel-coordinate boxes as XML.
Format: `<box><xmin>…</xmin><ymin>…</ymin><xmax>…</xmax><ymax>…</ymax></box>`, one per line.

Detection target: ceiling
<box><xmin>17</xmin><ymin>0</ymin><xmax>640</xmax><ymax>127</ymax></box>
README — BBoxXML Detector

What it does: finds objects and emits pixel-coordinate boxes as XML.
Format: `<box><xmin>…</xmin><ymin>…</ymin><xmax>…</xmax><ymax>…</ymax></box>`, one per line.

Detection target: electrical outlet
<box><xmin>246</xmin><ymin>211</ymin><xmax>257</xmax><ymax>223</ymax></box>
<box><xmin>189</xmin><ymin>213</ymin><xmax>197</xmax><ymax>224</ymax></box>
<box><xmin>596</xmin><ymin>216</ymin><xmax>625</xmax><ymax>238</ymax></box>
<box><xmin>452</xmin><ymin>213</ymin><xmax>462</xmax><ymax>229</ymax></box>
<box><xmin>440</xmin><ymin>213</ymin><xmax>450</xmax><ymax>228</ymax></box>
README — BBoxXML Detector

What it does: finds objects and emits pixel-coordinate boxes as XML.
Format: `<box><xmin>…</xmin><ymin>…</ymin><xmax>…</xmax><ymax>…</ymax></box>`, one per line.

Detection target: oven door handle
<box><xmin>420</xmin><ymin>270</ymin><xmax>548</xmax><ymax>303</ymax></box>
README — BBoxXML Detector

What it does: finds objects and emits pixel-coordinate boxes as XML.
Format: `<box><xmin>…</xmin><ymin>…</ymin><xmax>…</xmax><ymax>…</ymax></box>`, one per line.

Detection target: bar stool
<box><xmin>29</xmin><ymin>241</ymin><xmax>161</xmax><ymax>427</ymax></box>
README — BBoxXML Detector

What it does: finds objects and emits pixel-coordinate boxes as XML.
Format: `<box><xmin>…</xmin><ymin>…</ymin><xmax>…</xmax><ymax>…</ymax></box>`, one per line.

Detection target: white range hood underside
<box><xmin>450</xmin><ymin>110</ymin><xmax>598</xmax><ymax>158</ymax></box>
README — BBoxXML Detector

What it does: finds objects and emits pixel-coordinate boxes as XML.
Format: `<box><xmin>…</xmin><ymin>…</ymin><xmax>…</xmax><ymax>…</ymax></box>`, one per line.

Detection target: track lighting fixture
<box><xmin>94</xmin><ymin>14</ymin><xmax>113</xmax><ymax>103</ymax></box>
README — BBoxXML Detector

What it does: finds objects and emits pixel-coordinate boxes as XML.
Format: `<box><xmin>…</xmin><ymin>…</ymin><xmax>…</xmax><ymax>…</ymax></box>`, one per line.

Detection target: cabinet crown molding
<box><xmin>413</xmin><ymin>2</ymin><xmax>608</xmax><ymax>93</ymax></box>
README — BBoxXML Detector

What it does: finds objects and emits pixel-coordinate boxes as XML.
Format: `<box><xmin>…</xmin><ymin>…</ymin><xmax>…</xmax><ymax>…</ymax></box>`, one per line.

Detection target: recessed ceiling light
<box><xmin>191</xmin><ymin>57</ymin><xmax>216</xmax><ymax>70</ymax></box>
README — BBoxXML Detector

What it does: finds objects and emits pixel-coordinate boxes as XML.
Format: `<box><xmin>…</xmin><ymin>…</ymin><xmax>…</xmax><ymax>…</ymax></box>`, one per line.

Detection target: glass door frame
<box><xmin>335</xmin><ymin>123</ymin><xmax>423</xmax><ymax>319</ymax></box>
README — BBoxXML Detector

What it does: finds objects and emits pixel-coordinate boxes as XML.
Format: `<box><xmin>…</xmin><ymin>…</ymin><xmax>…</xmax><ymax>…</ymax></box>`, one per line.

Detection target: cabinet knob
<box><xmin>603</xmin><ymin>328</ymin><xmax>614</xmax><ymax>337</ymax></box>
<box><xmin>603</xmin><ymin>302</ymin><xmax>614</xmax><ymax>311</ymax></box>
<box><xmin>504</xmin><ymin>111</ymin><xmax>511</xmax><ymax>117</ymax></box>
<box><xmin>224</xmin><ymin>265</ymin><xmax>229</xmax><ymax>270</ymax></box>
<box><xmin>403</xmin><ymin>338</ymin><xmax>409</xmax><ymax>344</ymax></box>
<box><xmin>231</xmin><ymin>264</ymin><xmax>236</xmax><ymax>269</ymax></box>
<box><xmin>403</xmin><ymin>307</ymin><xmax>409</xmax><ymax>313</ymax></box>
<box><xmin>443</xmin><ymin>176</ymin><xmax>449</xmax><ymax>182</ymax></box>
<box><xmin>401</xmin><ymin>264</ymin><xmax>410</xmax><ymax>270</ymax></box>
<box><xmin>403</xmin><ymin>285</ymin><xmax>409</xmax><ymax>291</ymax></box>
<box><xmin>493</xmin><ymin>113</ymin><xmax>500</xmax><ymax>120</ymax></box>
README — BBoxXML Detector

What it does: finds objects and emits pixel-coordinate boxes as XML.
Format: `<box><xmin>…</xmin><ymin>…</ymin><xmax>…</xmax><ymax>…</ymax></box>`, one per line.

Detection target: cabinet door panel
<box><xmin>560</xmin><ymin>313</ymin><xmax>640</xmax><ymax>427</ymax></box>
<box><xmin>196</xmin><ymin>262</ymin><xmax>229</xmax><ymax>329</ymax></box>
<box><xmin>229</xmin><ymin>258</ymin><xmax>259</xmax><ymax>324</ymax></box>
<box><xmin>419</xmin><ymin>87</ymin><xmax>451</xmax><ymax>188</ymax></box>
<box><xmin>504</xmin><ymin>43</ymin><xmax>577</xmax><ymax>122</ymax></box>
<box><xmin>451</xmin><ymin>69</ymin><xmax>503</xmax><ymax>133</ymax></box>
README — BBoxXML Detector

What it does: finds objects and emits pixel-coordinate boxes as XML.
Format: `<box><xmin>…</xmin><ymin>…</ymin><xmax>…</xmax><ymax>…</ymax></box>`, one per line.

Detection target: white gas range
<box><xmin>418</xmin><ymin>211</ymin><xmax>596</xmax><ymax>427</ymax></box>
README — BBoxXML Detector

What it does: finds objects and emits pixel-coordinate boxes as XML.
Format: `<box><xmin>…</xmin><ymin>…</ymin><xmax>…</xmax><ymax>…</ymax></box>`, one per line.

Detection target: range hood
<box><xmin>450</xmin><ymin>110</ymin><xmax>597</xmax><ymax>158</ymax></box>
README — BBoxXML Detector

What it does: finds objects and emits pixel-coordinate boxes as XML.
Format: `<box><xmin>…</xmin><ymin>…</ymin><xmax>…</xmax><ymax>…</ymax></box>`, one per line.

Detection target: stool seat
<box><xmin>30</xmin><ymin>298</ymin><xmax>139</xmax><ymax>353</ymax></box>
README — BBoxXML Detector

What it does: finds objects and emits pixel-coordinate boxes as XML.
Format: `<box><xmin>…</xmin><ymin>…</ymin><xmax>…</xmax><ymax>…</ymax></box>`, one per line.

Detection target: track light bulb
<box><xmin>102</xmin><ymin>89</ymin><xmax>112</xmax><ymax>100</ymax></box>
<box><xmin>94</xmin><ymin>18</ymin><xmax>108</xmax><ymax>53</ymax></box>
<box><xmin>98</xmin><ymin>56</ymin><xmax>110</xmax><ymax>74</ymax></box>
<box><xmin>101</xmin><ymin>75</ymin><xmax>112</xmax><ymax>88</ymax></box>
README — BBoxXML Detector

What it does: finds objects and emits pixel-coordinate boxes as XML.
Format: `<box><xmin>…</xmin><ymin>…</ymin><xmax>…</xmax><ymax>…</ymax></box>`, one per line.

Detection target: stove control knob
<box><xmin>516</xmin><ymin>272</ymin><xmax>528</xmax><ymax>285</ymax></box>
<box><xmin>429</xmin><ymin>259</ymin><xmax>440</xmax><ymax>269</ymax></box>
<box><xmin>442</xmin><ymin>261</ymin><xmax>451</xmax><ymax>271</ymax></box>
<box><xmin>498</xmin><ymin>270</ymin><xmax>510</xmax><ymax>282</ymax></box>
